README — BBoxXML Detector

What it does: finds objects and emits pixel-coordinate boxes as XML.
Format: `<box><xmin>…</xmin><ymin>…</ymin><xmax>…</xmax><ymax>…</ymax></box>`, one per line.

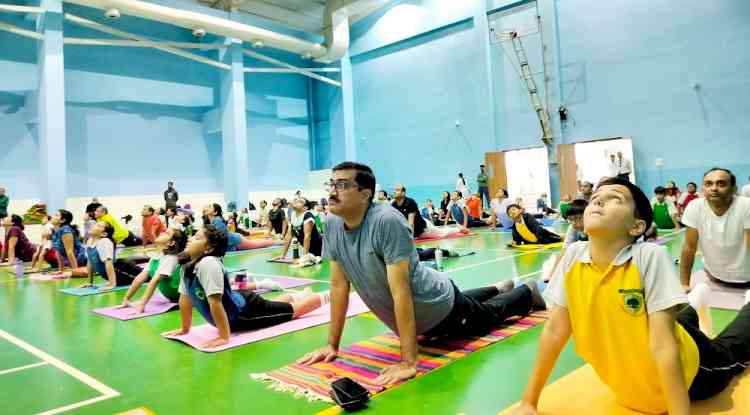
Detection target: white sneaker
<box><xmin>258</xmin><ymin>278</ymin><xmax>283</xmax><ymax>291</ymax></box>
<box><xmin>745</xmin><ymin>290</ymin><xmax>750</xmax><ymax>306</ymax></box>
<box><xmin>689</xmin><ymin>282</ymin><xmax>711</xmax><ymax>311</ymax></box>
<box><xmin>291</xmin><ymin>287</ymin><xmax>313</xmax><ymax>303</ymax></box>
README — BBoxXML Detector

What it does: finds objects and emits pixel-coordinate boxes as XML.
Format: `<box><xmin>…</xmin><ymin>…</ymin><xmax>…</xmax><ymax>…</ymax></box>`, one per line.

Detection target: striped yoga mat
<box><xmin>251</xmin><ymin>311</ymin><xmax>547</xmax><ymax>403</ymax></box>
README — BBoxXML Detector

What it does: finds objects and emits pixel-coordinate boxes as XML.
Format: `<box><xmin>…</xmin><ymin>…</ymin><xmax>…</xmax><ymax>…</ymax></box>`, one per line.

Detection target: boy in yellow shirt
<box><xmin>513</xmin><ymin>177</ymin><xmax>750</xmax><ymax>415</ymax></box>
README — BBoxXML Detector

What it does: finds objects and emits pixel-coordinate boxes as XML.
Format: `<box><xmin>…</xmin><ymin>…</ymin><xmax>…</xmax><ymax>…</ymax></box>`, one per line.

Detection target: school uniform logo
<box><xmin>195</xmin><ymin>286</ymin><xmax>206</xmax><ymax>300</ymax></box>
<box><xmin>618</xmin><ymin>289</ymin><xmax>645</xmax><ymax>315</ymax></box>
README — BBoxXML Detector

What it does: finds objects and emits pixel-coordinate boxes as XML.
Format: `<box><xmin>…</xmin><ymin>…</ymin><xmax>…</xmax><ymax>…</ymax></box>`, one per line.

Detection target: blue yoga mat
<box><xmin>60</xmin><ymin>285</ymin><xmax>130</xmax><ymax>296</ymax></box>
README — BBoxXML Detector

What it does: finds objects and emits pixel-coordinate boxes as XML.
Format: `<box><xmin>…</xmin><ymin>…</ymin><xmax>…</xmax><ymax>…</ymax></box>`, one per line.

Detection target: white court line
<box><xmin>448</xmin><ymin>250</ymin><xmax>546</xmax><ymax>273</ymax></box>
<box><xmin>37</xmin><ymin>394</ymin><xmax>117</xmax><ymax>415</ymax></box>
<box><xmin>0</xmin><ymin>361</ymin><xmax>48</xmax><ymax>375</ymax></box>
<box><xmin>0</xmin><ymin>329</ymin><xmax>119</xmax><ymax>398</ymax></box>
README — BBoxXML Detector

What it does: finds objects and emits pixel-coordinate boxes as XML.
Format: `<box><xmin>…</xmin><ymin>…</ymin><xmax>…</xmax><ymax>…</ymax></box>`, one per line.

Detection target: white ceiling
<box><xmin>198</xmin><ymin>0</ymin><xmax>388</xmax><ymax>34</ymax></box>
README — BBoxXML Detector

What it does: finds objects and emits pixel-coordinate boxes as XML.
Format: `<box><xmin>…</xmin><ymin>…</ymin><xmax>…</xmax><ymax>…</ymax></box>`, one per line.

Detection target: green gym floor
<box><xmin>0</xmin><ymin>226</ymin><xmax>737</xmax><ymax>415</ymax></box>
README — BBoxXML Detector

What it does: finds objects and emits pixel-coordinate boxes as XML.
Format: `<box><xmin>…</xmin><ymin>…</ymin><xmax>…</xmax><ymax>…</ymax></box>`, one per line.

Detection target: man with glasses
<box><xmin>297</xmin><ymin>162</ymin><xmax>546</xmax><ymax>385</ymax></box>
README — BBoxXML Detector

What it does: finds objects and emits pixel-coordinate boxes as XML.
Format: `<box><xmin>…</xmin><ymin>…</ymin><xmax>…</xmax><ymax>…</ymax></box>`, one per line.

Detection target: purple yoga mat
<box><xmin>231</xmin><ymin>275</ymin><xmax>318</xmax><ymax>293</ymax></box>
<box><xmin>163</xmin><ymin>294</ymin><xmax>369</xmax><ymax>352</ymax></box>
<box><xmin>92</xmin><ymin>292</ymin><xmax>178</xmax><ymax>321</ymax></box>
<box><xmin>690</xmin><ymin>269</ymin><xmax>747</xmax><ymax>310</ymax></box>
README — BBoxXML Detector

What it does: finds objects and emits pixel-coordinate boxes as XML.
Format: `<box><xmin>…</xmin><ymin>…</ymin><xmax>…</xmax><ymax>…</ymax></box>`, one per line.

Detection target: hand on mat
<box><xmin>510</xmin><ymin>402</ymin><xmax>538</xmax><ymax>415</ymax></box>
<box><xmin>202</xmin><ymin>336</ymin><xmax>229</xmax><ymax>349</ymax></box>
<box><xmin>297</xmin><ymin>344</ymin><xmax>338</xmax><ymax>365</ymax></box>
<box><xmin>162</xmin><ymin>328</ymin><xmax>190</xmax><ymax>337</ymax></box>
<box><xmin>374</xmin><ymin>362</ymin><xmax>417</xmax><ymax>385</ymax></box>
<box><xmin>131</xmin><ymin>301</ymin><xmax>146</xmax><ymax>315</ymax></box>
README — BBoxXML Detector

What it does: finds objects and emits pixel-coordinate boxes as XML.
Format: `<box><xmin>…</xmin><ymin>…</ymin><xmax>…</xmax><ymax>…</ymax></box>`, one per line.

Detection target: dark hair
<box><xmin>332</xmin><ymin>161</ymin><xmax>377</xmax><ymax>202</ymax></box>
<box><xmin>211</xmin><ymin>203</ymin><xmax>223</xmax><ymax>218</ymax></box>
<box><xmin>456</xmin><ymin>191</ymin><xmax>463</xmax><ymax>198</ymax></box>
<box><xmin>654</xmin><ymin>186</ymin><xmax>666</xmax><ymax>195</ymax></box>
<box><xmin>458</xmin><ymin>173</ymin><xmax>464</xmax><ymax>178</ymax></box>
<box><xmin>505</xmin><ymin>203</ymin><xmax>522</xmax><ymax>214</ymax></box>
<box><xmin>563</xmin><ymin>199</ymin><xmax>588</xmax><ymax>219</ymax></box>
<box><xmin>480</xmin><ymin>164</ymin><xmax>485</xmax><ymax>168</ymax></box>
<box><xmin>98</xmin><ymin>206</ymin><xmax>109</xmax><ymax>214</ymax></box>
<box><xmin>687</xmin><ymin>182</ymin><xmax>697</xmax><ymax>187</ymax></box>
<box><xmin>163</xmin><ymin>229</ymin><xmax>188</xmax><ymax>256</ymax></box>
<box><xmin>100</xmin><ymin>222</ymin><xmax>116</xmax><ymax>246</ymax></box>
<box><xmin>86</xmin><ymin>202</ymin><xmax>101</xmax><ymax>214</ymax></box>
<box><xmin>10</xmin><ymin>214</ymin><xmax>24</xmax><ymax>230</ymax></box>
<box><xmin>58</xmin><ymin>209</ymin><xmax>80</xmax><ymax>239</ymax></box>
<box><xmin>703</xmin><ymin>167</ymin><xmax>736</xmax><ymax>187</ymax></box>
<box><xmin>596</xmin><ymin>177</ymin><xmax>653</xmax><ymax>238</ymax></box>
<box><xmin>178</xmin><ymin>224</ymin><xmax>228</xmax><ymax>274</ymax></box>
<box><xmin>499</xmin><ymin>188</ymin><xmax>509</xmax><ymax>198</ymax></box>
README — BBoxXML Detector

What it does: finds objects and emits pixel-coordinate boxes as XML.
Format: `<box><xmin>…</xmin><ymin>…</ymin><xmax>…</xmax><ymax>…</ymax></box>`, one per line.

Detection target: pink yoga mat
<box><xmin>230</xmin><ymin>276</ymin><xmax>318</xmax><ymax>293</ymax></box>
<box><xmin>691</xmin><ymin>269</ymin><xmax>748</xmax><ymax>310</ymax></box>
<box><xmin>163</xmin><ymin>294</ymin><xmax>369</xmax><ymax>352</ymax></box>
<box><xmin>415</xmin><ymin>231</ymin><xmax>476</xmax><ymax>243</ymax></box>
<box><xmin>92</xmin><ymin>292</ymin><xmax>178</xmax><ymax>320</ymax></box>
<box><xmin>29</xmin><ymin>272</ymin><xmax>68</xmax><ymax>281</ymax></box>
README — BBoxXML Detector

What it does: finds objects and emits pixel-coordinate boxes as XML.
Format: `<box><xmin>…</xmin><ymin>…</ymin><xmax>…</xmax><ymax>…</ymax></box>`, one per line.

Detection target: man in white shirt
<box><xmin>607</xmin><ymin>154</ymin><xmax>620</xmax><ymax>178</ymax></box>
<box><xmin>615</xmin><ymin>151</ymin><xmax>632</xmax><ymax>181</ymax></box>
<box><xmin>680</xmin><ymin>168</ymin><xmax>750</xmax><ymax>290</ymax></box>
<box><xmin>742</xmin><ymin>175</ymin><xmax>750</xmax><ymax>198</ymax></box>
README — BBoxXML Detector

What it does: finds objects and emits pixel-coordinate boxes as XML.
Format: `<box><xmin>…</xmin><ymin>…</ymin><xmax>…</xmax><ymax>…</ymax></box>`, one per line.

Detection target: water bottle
<box><xmin>14</xmin><ymin>259</ymin><xmax>24</xmax><ymax>278</ymax></box>
<box><xmin>292</xmin><ymin>238</ymin><xmax>300</xmax><ymax>260</ymax></box>
<box><xmin>434</xmin><ymin>247</ymin><xmax>443</xmax><ymax>271</ymax></box>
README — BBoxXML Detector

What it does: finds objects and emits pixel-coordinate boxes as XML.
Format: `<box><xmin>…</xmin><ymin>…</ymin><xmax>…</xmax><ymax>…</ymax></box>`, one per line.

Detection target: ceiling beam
<box><xmin>236</xmin><ymin>0</ymin><xmax>322</xmax><ymax>33</ymax></box>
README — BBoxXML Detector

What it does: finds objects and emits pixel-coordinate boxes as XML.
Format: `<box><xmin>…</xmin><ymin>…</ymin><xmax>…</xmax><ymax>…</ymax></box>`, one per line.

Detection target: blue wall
<box><xmin>555</xmin><ymin>0</ymin><xmax>750</xmax><ymax>192</ymax></box>
<box><xmin>0</xmin><ymin>1</ymin><xmax>320</xmax><ymax>201</ymax></box>
<box><xmin>314</xmin><ymin>0</ymin><xmax>750</xmax><ymax>203</ymax></box>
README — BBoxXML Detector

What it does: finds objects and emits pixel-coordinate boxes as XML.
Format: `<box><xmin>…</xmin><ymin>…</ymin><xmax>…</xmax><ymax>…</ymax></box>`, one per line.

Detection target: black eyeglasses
<box><xmin>325</xmin><ymin>179</ymin><xmax>361</xmax><ymax>192</ymax></box>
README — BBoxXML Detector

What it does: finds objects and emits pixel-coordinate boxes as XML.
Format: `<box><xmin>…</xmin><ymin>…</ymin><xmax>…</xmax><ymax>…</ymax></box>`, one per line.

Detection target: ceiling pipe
<box><xmin>317</xmin><ymin>0</ymin><xmax>391</xmax><ymax>63</ymax></box>
<box><xmin>63</xmin><ymin>0</ymin><xmax>328</xmax><ymax>58</ymax></box>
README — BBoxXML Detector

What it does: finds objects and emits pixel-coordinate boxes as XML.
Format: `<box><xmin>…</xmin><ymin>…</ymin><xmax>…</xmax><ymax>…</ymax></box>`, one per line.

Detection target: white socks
<box><xmin>290</xmin><ymin>287</ymin><xmax>313</xmax><ymax>303</ymax></box>
<box><xmin>318</xmin><ymin>291</ymin><xmax>331</xmax><ymax>307</ymax></box>
<box><xmin>689</xmin><ymin>283</ymin><xmax>713</xmax><ymax>337</ymax></box>
<box><xmin>254</xmin><ymin>278</ymin><xmax>283</xmax><ymax>291</ymax></box>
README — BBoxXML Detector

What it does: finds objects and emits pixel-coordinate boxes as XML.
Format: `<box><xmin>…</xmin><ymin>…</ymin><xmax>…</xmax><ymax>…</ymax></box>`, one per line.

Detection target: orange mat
<box><xmin>498</xmin><ymin>364</ymin><xmax>749</xmax><ymax>415</ymax></box>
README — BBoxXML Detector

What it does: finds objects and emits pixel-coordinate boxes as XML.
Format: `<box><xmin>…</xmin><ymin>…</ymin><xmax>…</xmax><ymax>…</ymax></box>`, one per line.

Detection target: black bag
<box><xmin>330</xmin><ymin>377</ymin><xmax>370</xmax><ymax>412</ymax></box>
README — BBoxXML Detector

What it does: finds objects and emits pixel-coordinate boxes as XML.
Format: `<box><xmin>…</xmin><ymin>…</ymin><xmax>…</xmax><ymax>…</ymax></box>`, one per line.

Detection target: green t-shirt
<box><xmin>147</xmin><ymin>257</ymin><xmax>182</xmax><ymax>302</ymax></box>
<box><xmin>477</xmin><ymin>173</ymin><xmax>489</xmax><ymax>187</ymax></box>
<box><xmin>559</xmin><ymin>202</ymin><xmax>570</xmax><ymax>218</ymax></box>
<box><xmin>652</xmin><ymin>202</ymin><xmax>676</xmax><ymax>229</ymax></box>
<box><xmin>0</xmin><ymin>195</ymin><xmax>9</xmax><ymax>216</ymax></box>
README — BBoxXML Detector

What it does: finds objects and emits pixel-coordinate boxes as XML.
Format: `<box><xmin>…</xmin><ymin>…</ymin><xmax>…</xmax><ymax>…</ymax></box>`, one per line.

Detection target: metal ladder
<box><xmin>509</xmin><ymin>31</ymin><xmax>554</xmax><ymax>144</ymax></box>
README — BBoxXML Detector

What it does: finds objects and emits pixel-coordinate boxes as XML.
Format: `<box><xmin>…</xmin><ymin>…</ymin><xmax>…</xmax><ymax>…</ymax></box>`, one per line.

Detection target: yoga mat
<box><xmin>92</xmin><ymin>292</ymin><xmax>178</xmax><ymax>320</ymax></box>
<box><xmin>60</xmin><ymin>285</ymin><xmax>130</xmax><ymax>296</ymax></box>
<box><xmin>164</xmin><ymin>294</ymin><xmax>370</xmax><ymax>352</ymax></box>
<box><xmin>267</xmin><ymin>258</ymin><xmax>295</xmax><ymax>264</ymax></box>
<box><xmin>690</xmin><ymin>269</ymin><xmax>748</xmax><ymax>311</ymax></box>
<box><xmin>29</xmin><ymin>272</ymin><xmax>68</xmax><ymax>281</ymax></box>
<box><xmin>415</xmin><ymin>231</ymin><xmax>476</xmax><ymax>243</ymax></box>
<box><xmin>509</xmin><ymin>242</ymin><xmax>563</xmax><ymax>251</ymax></box>
<box><xmin>497</xmin><ymin>364</ymin><xmax>750</xmax><ymax>415</ymax></box>
<box><xmin>230</xmin><ymin>276</ymin><xmax>318</xmax><ymax>293</ymax></box>
<box><xmin>252</xmin><ymin>311</ymin><xmax>548</xmax><ymax>402</ymax></box>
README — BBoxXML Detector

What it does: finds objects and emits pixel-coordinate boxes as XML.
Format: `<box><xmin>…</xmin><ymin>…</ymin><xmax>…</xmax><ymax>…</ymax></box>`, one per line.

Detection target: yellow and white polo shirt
<box><xmin>545</xmin><ymin>241</ymin><xmax>700</xmax><ymax>414</ymax></box>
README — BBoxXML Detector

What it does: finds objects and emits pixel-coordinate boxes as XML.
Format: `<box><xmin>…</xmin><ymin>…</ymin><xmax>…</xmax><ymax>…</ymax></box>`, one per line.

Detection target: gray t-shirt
<box><xmin>324</xmin><ymin>203</ymin><xmax>455</xmax><ymax>334</ymax></box>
